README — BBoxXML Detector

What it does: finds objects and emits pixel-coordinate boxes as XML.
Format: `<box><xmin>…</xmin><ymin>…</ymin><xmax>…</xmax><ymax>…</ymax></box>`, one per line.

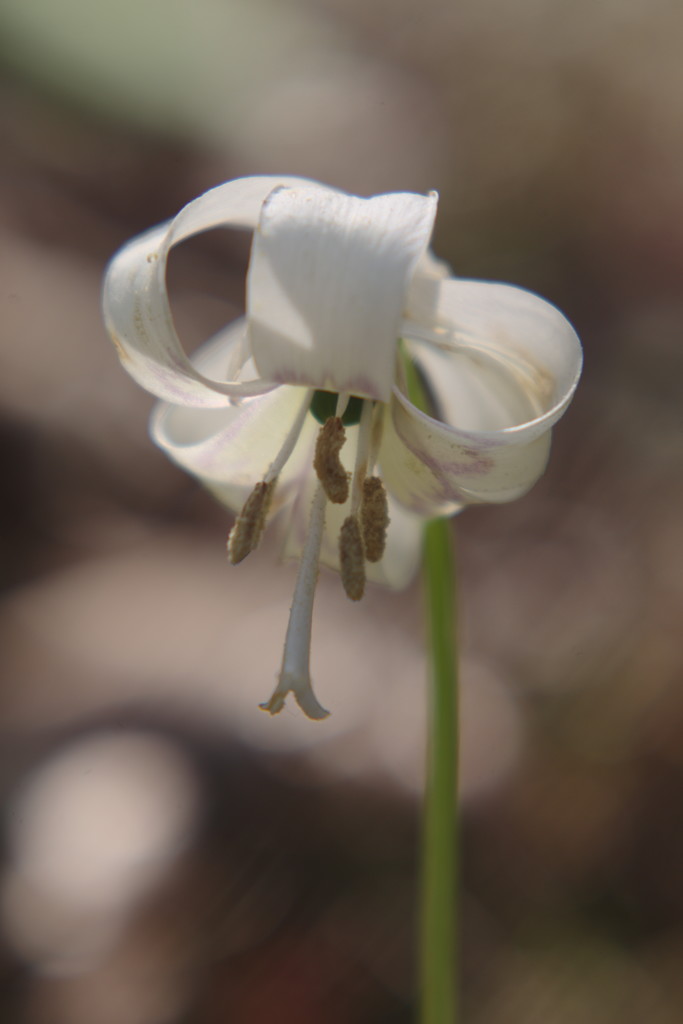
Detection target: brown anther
<box><xmin>227</xmin><ymin>480</ymin><xmax>276</xmax><ymax>564</ymax></box>
<box><xmin>339</xmin><ymin>516</ymin><xmax>366</xmax><ymax>601</ymax></box>
<box><xmin>361</xmin><ymin>477</ymin><xmax>389</xmax><ymax>562</ymax></box>
<box><xmin>313</xmin><ymin>417</ymin><xmax>349</xmax><ymax>504</ymax></box>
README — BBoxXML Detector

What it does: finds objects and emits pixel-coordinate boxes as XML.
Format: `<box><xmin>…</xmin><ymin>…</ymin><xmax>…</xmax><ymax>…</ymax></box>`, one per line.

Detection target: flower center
<box><xmin>226</xmin><ymin>390</ymin><xmax>389</xmax><ymax>718</ymax></box>
<box><xmin>309</xmin><ymin>390</ymin><xmax>364</xmax><ymax>426</ymax></box>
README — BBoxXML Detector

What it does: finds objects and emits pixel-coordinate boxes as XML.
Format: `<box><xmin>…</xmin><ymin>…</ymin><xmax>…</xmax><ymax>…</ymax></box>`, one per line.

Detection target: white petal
<box><xmin>102</xmin><ymin>175</ymin><xmax>316</xmax><ymax>407</ymax></box>
<box><xmin>381</xmin><ymin>280</ymin><xmax>582</xmax><ymax>511</ymax></box>
<box><xmin>415</xmin><ymin>247</ymin><xmax>451</xmax><ymax>282</ymax></box>
<box><xmin>380</xmin><ymin>398</ymin><xmax>551</xmax><ymax>512</ymax></box>
<box><xmin>247</xmin><ymin>186</ymin><xmax>438</xmax><ymax>402</ymax></box>
<box><xmin>412</xmin><ymin>279</ymin><xmax>582</xmax><ymax>417</ymax></box>
<box><xmin>375</xmin><ymin>497</ymin><xmax>424</xmax><ymax>588</ymax></box>
<box><xmin>403</xmin><ymin>333</ymin><xmax>543</xmax><ymax>434</ymax></box>
<box><xmin>151</xmin><ymin>324</ymin><xmax>316</xmax><ymax>512</ymax></box>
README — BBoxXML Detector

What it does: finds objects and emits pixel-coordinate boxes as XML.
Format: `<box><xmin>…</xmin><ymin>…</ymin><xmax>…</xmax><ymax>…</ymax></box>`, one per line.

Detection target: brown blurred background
<box><xmin>1</xmin><ymin>1</ymin><xmax>682</xmax><ymax>1021</ymax></box>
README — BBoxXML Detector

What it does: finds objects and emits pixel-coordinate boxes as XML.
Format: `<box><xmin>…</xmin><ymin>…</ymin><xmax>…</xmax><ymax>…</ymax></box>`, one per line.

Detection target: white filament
<box><xmin>350</xmin><ymin>399</ymin><xmax>375</xmax><ymax>515</ymax></box>
<box><xmin>264</xmin><ymin>388</ymin><xmax>314</xmax><ymax>483</ymax></box>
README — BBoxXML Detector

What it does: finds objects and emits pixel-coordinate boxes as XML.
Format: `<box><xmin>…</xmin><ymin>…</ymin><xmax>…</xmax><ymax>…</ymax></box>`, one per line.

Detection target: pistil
<box><xmin>260</xmin><ymin>481</ymin><xmax>330</xmax><ymax>720</ymax></box>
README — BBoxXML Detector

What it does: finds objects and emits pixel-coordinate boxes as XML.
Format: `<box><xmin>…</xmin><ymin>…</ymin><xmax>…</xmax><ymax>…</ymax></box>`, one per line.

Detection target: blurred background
<box><xmin>1</xmin><ymin>0</ymin><xmax>682</xmax><ymax>1021</ymax></box>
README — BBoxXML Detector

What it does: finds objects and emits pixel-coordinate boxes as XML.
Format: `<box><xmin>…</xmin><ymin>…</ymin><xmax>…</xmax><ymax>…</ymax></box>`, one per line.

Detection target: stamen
<box><xmin>227</xmin><ymin>480</ymin><xmax>276</xmax><ymax>564</ymax></box>
<box><xmin>227</xmin><ymin>390</ymin><xmax>313</xmax><ymax>564</ymax></box>
<box><xmin>260</xmin><ymin>483</ymin><xmax>330</xmax><ymax>720</ymax></box>
<box><xmin>361</xmin><ymin>477</ymin><xmax>389</xmax><ymax>562</ymax></box>
<box><xmin>264</xmin><ymin>388</ymin><xmax>313</xmax><ymax>483</ymax></box>
<box><xmin>335</xmin><ymin>392</ymin><xmax>350</xmax><ymax>419</ymax></box>
<box><xmin>313</xmin><ymin>416</ymin><xmax>349</xmax><ymax>504</ymax></box>
<box><xmin>336</xmin><ymin>398</ymin><xmax>388</xmax><ymax>592</ymax></box>
<box><xmin>349</xmin><ymin>398</ymin><xmax>374</xmax><ymax>515</ymax></box>
<box><xmin>339</xmin><ymin>515</ymin><xmax>365</xmax><ymax>601</ymax></box>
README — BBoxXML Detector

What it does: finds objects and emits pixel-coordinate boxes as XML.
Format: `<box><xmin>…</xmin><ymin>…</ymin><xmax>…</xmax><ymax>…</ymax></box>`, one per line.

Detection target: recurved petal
<box><xmin>151</xmin><ymin>325</ymin><xmax>316</xmax><ymax>513</ymax></box>
<box><xmin>381</xmin><ymin>280</ymin><xmax>582</xmax><ymax>512</ymax></box>
<box><xmin>247</xmin><ymin>186</ymin><xmax>438</xmax><ymax>403</ymax></box>
<box><xmin>103</xmin><ymin>176</ymin><xmax>315</xmax><ymax>407</ymax></box>
<box><xmin>380</xmin><ymin>396</ymin><xmax>552</xmax><ymax>513</ymax></box>
<box><xmin>407</xmin><ymin>278</ymin><xmax>583</xmax><ymax>424</ymax></box>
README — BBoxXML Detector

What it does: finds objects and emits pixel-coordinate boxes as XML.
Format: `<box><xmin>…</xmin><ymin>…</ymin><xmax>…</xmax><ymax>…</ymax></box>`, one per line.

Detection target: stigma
<box><xmin>227</xmin><ymin>389</ymin><xmax>389</xmax><ymax>718</ymax></box>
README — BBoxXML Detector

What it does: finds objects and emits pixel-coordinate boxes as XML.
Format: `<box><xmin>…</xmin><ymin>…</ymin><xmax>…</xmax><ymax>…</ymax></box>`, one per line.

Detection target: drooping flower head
<box><xmin>103</xmin><ymin>176</ymin><xmax>582</xmax><ymax>718</ymax></box>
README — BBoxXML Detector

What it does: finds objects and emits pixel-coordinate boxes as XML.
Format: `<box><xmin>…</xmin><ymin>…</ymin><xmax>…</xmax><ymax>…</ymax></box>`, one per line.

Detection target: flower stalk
<box><xmin>401</xmin><ymin>342</ymin><xmax>459</xmax><ymax>1023</ymax></box>
<box><xmin>420</xmin><ymin>516</ymin><xmax>458</xmax><ymax>1024</ymax></box>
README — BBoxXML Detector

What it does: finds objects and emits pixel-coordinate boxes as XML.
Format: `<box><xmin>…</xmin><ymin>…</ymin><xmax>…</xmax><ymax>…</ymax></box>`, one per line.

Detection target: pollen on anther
<box><xmin>313</xmin><ymin>417</ymin><xmax>349</xmax><ymax>504</ymax></box>
<box><xmin>361</xmin><ymin>477</ymin><xmax>389</xmax><ymax>563</ymax></box>
<box><xmin>339</xmin><ymin>516</ymin><xmax>365</xmax><ymax>601</ymax></box>
<box><xmin>227</xmin><ymin>480</ymin><xmax>276</xmax><ymax>564</ymax></box>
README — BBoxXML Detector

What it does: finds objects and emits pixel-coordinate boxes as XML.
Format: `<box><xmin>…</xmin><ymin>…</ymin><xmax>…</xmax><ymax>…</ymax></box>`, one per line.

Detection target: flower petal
<box><xmin>103</xmin><ymin>176</ymin><xmax>315</xmax><ymax>406</ymax></box>
<box><xmin>151</xmin><ymin>324</ymin><xmax>316</xmax><ymax>512</ymax></box>
<box><xmin>406</xmin><ymin>278</ymin><xmax>583</xmax><ymax>427</ymax></box>
<box><xmin>415</xmin><ymin>247</ymin><xmax>451</xmax><ymax>282</ymax></box>
<box><xmin>379</xmin><ymin>397</ymin><xmax>551</xmax><ymax>513</ymax></box>
<box><xmin>381</xmin><ymin>280</ymin><xmax>582</xmax><ymax>512</ymax></box>
<box><xmin>247</xmin><ymin>186</ymin><xmax>438</xmax><ymax>402</ymax></box>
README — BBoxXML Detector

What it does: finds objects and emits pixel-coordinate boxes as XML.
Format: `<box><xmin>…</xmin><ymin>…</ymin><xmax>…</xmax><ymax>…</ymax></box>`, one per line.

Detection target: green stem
<box><xmin>420</xmin><ymin>516</ymin><xmax>458</xmax><ymax>1024</ymax></box>
<box><xmin>398</xmin><ymin>341</ymin><xmax>459</xmax><ymax>1022</ymax></box>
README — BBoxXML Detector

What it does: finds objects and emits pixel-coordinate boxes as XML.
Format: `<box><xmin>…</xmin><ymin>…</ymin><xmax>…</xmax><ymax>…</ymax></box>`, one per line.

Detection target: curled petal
<box><xmin>381</xmin><ymin>280</ymin><xmax>582</xmax><ymax>512</ymax></box>
<box><xmin>380</xmin><ymin>400</ymin><xmax>551</xmax><ymax>513</ymax></box>
<box><xmin>405</xmin><ymin>278</ymin><xmax>583</xmax><ymax>427</ymax></box>
<box><xmin>103</xmin><ymin>176</ymin><xmax>315</xmax><ymax>407</ymax></box>
<box><xmin>247</xmin><ymin>186</ymin><xmax>438</xmax><ymax>402</ymax></box>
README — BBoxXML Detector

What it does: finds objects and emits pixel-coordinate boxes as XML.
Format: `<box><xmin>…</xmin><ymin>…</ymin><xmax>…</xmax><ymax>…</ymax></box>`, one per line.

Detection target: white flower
<box><xmin>103</xmin><ymin>176</ymin><xmax>582</xmax><ymax>719</ymax></box>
